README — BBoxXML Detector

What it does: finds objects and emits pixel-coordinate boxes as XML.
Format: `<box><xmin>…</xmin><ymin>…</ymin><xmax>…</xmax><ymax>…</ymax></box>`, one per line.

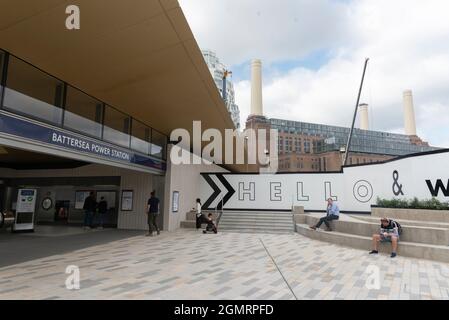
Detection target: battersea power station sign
<box><xmin>200</xmin><ymin>149</ymin><xmax>449</xmax><ymax>212</ymax></box>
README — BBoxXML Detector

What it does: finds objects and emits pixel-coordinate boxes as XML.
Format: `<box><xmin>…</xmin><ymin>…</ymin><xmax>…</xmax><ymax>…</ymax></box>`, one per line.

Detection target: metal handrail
<box><xmin>216</xmin><ymin>196</ymin><xmax>224</xmax><ymax>226</ymax></box>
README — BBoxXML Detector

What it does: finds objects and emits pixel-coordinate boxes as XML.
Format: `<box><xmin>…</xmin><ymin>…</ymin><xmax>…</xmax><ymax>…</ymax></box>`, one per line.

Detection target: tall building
<box><xmin>245</xmin><ymin>59</ymin><xmax>439</xmax><ymax>172</ymax></box>
<box><xmin>202</xmin><ymin>49</ymin><xmax>241</xmax><ymax>130</ymax></box>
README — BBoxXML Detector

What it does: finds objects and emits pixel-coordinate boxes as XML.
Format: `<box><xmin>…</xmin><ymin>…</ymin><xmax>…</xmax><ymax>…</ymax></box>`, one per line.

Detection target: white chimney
<box><xmin>359</xmin><ymin>103</ymin><xmax>369</xmax><ymax>130</ymax></box>
<box><xmin>403</xmin><ymin>90</ymin><xmax>417</xmax><ymax>136</ymax></box>
<box><xmin>250</xmin><ymin>59</ymin><xmax>263</xmax><ymax>116</ymax></box>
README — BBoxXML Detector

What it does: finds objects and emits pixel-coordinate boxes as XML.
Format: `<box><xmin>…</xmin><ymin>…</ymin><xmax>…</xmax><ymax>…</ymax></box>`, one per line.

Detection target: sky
<box><xmin>178</xmin><ymin>0</ymin><xmax>449</xmax><ymax>147</ymax></box>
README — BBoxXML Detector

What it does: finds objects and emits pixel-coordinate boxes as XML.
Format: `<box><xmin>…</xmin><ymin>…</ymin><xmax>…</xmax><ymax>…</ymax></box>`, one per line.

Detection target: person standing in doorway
<box><xmin>97</xmin><ymin>196</ymin><xmax>108</xmax><ymax>229</ymax></box>
<box><xmin>83</xmin><ymin>191</ymin><xmax>96</xmax><ymax>230</ymax></box>
<box><xmin>195</xmin><ymin>198</ymin><xmax>203</xmax><ymax>229</ymax></box>
<box><xmin>146</xmin><ymin>191</ymin><xmax>160</xmax><ymax>237</ymax></box>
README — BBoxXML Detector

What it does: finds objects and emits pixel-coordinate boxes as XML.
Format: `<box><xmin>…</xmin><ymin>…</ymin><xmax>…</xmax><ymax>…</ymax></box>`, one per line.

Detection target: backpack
<box><xmin>392</xmin><ymin>220</ymin><xmax>403</xmax><ymax>236</ymax></box>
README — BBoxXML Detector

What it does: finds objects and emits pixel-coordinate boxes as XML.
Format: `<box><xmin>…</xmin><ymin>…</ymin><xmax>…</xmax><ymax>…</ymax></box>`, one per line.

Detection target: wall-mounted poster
<box><xmin>172</xmin><ymin>191</ymin><xmax>179</xmax><ymax>213</ymax></box>
<box><xmin>75</xmin><ymin>191</ymin><xmax>91</xmax><ymax>209</ymax></box>
<box><xmin>121</xmin><ymin>190</ymin><xmax>133</xmax><ymax>211</ymax></box>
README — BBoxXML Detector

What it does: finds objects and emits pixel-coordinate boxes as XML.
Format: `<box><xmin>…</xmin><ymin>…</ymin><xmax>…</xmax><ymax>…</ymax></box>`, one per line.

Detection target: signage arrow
<box><xmin>201</xmin><ymin>174</ymin><xmax>221</xmax><ymax>210</ymax></box>
<box><xmin>201</xmin><ymin>174</ymin><xmax>235</xmax><ymax>210</ymax></box>
<box><xmin>216</xmin><ymin>174</ymin><xmax>236</xmax><ymax>210</ymax></box>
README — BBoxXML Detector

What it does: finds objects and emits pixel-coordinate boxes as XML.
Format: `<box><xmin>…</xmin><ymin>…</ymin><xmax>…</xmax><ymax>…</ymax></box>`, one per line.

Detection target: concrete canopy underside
<box><xmin>0</xmin><ymin>0</ymin><xmax>235</xmax><ymax>138</ymax></box>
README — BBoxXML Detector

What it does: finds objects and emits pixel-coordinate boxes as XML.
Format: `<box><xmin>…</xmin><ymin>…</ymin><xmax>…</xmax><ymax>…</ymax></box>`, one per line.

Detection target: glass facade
<box><xmin>103</xmin><ymin>105</ymin><xmax>131</xmax><ymax>148</ymax></box>
<box><xmin>0</xmin><ymin>49</ymin><xmax>167</xmax><ymax>160</ymax></box>
<box><xmin>131</xmin><ymin>119</ymin><xmax>151</xmax><ymax>155</ymax></box>
<box><xmin>0</xmin><ymin>51</ymin><xmax>4</xmax><ymax>103</ymax></box>
<box><xmin>271</xmin><ymin>118</ymin><xmax>438</xmax><ymax>156</ymax></box>
<box><xmin>4</xmin><ymin>55</ymin><xmax>63</xmax><ymax>125</ymax></box>
<box><xmin>151</xmin><ymin>130</ymin><xmax>167</xmax><ymax>159</ymax></box>
<box><xmin>64</xmin><ymin>86</ymin><xmax>103</xmax><ymax>138</ymax></box>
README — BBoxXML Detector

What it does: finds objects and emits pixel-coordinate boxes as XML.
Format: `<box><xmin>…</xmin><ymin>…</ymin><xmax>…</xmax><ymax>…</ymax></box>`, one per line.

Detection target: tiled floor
<box><xmin>0</xmin><ymin>229</ymin><xmax>448</xmax><ymax>300</ymax></box>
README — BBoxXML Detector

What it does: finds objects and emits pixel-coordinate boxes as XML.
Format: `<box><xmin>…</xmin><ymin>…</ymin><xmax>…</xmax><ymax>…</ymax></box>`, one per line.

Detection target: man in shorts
<box><xmin>369</xmin><ymin>217</ymin><xmax>400</xmax><ymax>258</ymax></box>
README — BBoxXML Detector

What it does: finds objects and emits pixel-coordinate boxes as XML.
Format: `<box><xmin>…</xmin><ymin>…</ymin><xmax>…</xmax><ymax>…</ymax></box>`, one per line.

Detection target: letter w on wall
<box><xmin>426</xmin><ymin>179</ymin><xmax>449</xmax><ymax>197</ymax></box>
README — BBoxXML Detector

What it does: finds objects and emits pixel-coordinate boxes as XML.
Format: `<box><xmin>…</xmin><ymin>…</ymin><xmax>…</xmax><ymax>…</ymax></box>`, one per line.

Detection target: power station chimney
<box><xmin>359</xmin><ymin>103</ymin><xmax>369</xmax><ymax>130</ymax></box>
<box><xmin>250</xmin><ymin>59</ymin><xmax>263</xmax><ymax>116</ymax></box>
<box><xmin>403</xmin><ymin>90</ymin><xmax>417</xmax><ymax>136</ymax></box>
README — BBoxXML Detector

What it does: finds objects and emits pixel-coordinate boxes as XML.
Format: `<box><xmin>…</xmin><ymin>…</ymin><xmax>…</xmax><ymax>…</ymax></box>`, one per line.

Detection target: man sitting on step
<box><xmin>369</xmin><ymin>217</ymin><xmax>401</xmax><ymax>258</ymax></box>
<box><xmin>310</xmin><ymin>198</ymin><xmax>340</xmax><ymax>232</ymax></box>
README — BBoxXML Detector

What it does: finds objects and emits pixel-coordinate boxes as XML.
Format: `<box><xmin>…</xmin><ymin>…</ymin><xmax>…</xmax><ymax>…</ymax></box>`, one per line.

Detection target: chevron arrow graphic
<box><xmin>216</xmin><ymin>174</ymin><xmax>235</xmax><ymax>210</ymax></box>
<box><xmin>201</xmin><ymin>174</ymin><xmax>221</xmax><ymax>210</ymax></box>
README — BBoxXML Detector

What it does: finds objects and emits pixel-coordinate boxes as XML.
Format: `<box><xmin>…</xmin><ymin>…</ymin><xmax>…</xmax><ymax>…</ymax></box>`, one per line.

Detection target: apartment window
<box><xmin>103</xmin><ymin>105</ymin><xmax>130</xmax><ymax>148</ymax></box>
<box><xmin>304</xmin><ymin>140</ymin><xmax>311</xmax><ymax>153</ymax></box>
<box><xmin>64</xmin><ymin>86</ymin><xmax>103</xmax><ymax>138</ymax></box>
<box><xmin>131</xmin><ymin>119</ymin><xmax>151</xmax><ymax>155</ymax></box>
<box><xmin>3</xmin><ymin>56</ymin><xmax>63</xmax><ymax>125</ymax></box>
<box><xmin>295</xmin><ymin>138</ymin><xmax>302</xmax><ymax>153</ymax></box>
<box><xmin>151</xmin><ymin>129</ymin><xmax>167</xmax><ymax>160</ymax></box>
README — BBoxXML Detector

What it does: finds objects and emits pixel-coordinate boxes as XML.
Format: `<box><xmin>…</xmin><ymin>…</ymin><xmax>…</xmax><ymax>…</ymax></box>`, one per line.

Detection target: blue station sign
<box><xmin>0</xmin><ymin>112</ymin><xmax>166</xmax><ymax>172</ymax></box>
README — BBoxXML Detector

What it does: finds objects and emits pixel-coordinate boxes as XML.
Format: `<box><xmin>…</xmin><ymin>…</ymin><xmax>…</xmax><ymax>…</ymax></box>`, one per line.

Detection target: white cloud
<box><xmin>180</xmin><ymin>0</ymin><xmax>449</xmax><ymax>147</ymax></box>
<box><xmin>179</xmin><ymin>0</ymin><xmax>351</xmax><ymax>65</ymax></box>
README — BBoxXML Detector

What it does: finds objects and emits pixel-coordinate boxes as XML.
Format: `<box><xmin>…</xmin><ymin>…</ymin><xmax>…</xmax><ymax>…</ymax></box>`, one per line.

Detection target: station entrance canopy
<box><xmin>0</xmin><ymin>0</ymin><xmax>236</xmax><ymax>171</ymax></box>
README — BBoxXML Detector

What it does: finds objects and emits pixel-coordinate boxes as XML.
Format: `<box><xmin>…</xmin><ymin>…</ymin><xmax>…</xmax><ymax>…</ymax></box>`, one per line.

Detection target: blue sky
<box><xmin>231</xmin><ymin>49</ymin><xmax>332</xmax><ymax>83</ymax></box>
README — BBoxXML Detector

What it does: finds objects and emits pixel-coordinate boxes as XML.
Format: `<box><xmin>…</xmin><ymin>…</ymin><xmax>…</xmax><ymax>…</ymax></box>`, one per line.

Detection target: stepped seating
<box><xmin>218</xmin><ymin>211</ymin><xmax>294</xmax><ymax>234</ymax></box>
<box><xmin>349</xmin><ymin>215</ymin><xmax>449</xmax><ymax>229</ymax></box>
<box><xmin>180</xmin><ymin>211</ymin><xmax>219</xmax><ymax>229</ymax></box>
<box><xmin>295</xmin><ymin>213</ymin><xmax>449</xmax><ymax>263</ymax></box>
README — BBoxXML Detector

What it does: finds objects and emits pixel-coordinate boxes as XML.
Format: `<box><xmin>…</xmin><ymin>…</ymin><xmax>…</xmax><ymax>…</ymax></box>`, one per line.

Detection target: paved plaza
<box><xmin>0</xmin><ymin>228</ymin><xmax>449</xmax><ymax>300</ymax></box>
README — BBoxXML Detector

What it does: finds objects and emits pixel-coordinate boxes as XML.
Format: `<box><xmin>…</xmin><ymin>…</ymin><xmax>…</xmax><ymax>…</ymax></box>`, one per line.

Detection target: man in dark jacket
<box><xmin>83</xmin><ymin>191</ymin><xmax>96</xmax><ymax>230</ymax></box>
<box><xmin>146</xmin><ymin>191</ymin><xmax>160</xmax><ymax>237</ymax></box>
<box><xmin>97</xmin><ymin>196</ymin><xmax>108</xmax><ymax>229</ymax></box>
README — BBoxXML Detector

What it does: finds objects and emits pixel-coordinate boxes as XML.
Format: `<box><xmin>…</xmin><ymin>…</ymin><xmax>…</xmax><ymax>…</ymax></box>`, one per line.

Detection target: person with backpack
<box><xmin>83</xmin><ymin>191</ymin><xmax>96</xmax><ymax>230</ymax></box>
<box><xmin>97</xmin><ymin>196</ymin><xmax>108</xmax><ymax>229</ymax></box>
<box><xmin>369</xmin><ymin>217</ymin><xmax>402</xmax><ymax>258</ymax></box>
<box><xmin>146</xmin><ymin>191</ymin><xmax>160</xmax><ymax>237</ymax></box>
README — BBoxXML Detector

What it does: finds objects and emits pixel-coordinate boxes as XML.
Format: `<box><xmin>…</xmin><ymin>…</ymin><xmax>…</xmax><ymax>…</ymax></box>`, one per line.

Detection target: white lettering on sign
<box><xmin>51</xmin><ymin>132</ymin><xmax>130</xmax><ymax>161</ymax></box>
<box><xmin>52</xmin><ymin>133</ymin><xmax>90</xmax><ymax>151</ymax></box>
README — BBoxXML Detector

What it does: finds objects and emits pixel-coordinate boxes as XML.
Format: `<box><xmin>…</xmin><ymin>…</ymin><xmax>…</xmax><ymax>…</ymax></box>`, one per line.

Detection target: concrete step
<box><xmin>222</xmin><ymin>215</ymin><xmax>292</xmax><ymax>220</ymax></box>
<box><xmin>219</xmin><ymin>217</ymin><xmax>293</xmax><ymax>224</ymax></box>
<box><xmin>185</xmin><ymin>212</ymin><xmax>220</xmax><ymax>221</ymax></box>
<box><xmin>372</xmin><ymin>208</ymin><xmax>449</xmax><ymax>223</ymax></box>
<box><xmin>349</xmin><ymin>215</ymin><xmax>449</xmax><ymax>229</ymax></box>
<box><xmin>182</xmin><ymin>211</ymin><xmax>295</xmax><ymax>234</ymax></box>
<box><xmin>220</xmin><ymin>224</ymin><xmax>294</xmax><ymax>233</ymax></box>
<box><xmin>305</xmin><ymin>215</ymin><xmax>449</xmax><ymax>246</ymax></box>
<box><xmin>219</xmin><ymin>223</ymin><xmax>293</xmax><ymax>230</ymax></box>
<box><xmin>221</xmin><ymin>228</ymin><xmax>295</xmax><ymax>235</ymax></box>
<box><xmin>296</xmin><ymin>223</ymin><xmax>449</xmax><ymax>263</ymax></box>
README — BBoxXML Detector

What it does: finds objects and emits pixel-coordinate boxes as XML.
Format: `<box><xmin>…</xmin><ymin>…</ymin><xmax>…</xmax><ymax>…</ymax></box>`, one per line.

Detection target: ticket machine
<box><xmin>13</xmin><ymin>189</ymin><xmax>37</xmax><ymax>232</ymax></box>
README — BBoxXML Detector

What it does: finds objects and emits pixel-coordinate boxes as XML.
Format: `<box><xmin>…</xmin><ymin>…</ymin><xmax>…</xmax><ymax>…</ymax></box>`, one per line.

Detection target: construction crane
<box><xmin>222</xmin><ymin>70</ymin><xmax>232</xmax><ymax>104</ymax></box>
<box><xmin>343</xmin><ymin>58</ymin><xmax>370</xmax><ymax>166</ymax></box>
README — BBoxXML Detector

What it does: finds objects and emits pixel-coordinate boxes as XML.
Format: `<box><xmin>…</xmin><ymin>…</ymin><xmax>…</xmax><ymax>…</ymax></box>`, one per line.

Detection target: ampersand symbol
<box><xmin>392</xmin><ymin>170</ymin><xmax>404</xmax><ymax>196</ymax></box>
